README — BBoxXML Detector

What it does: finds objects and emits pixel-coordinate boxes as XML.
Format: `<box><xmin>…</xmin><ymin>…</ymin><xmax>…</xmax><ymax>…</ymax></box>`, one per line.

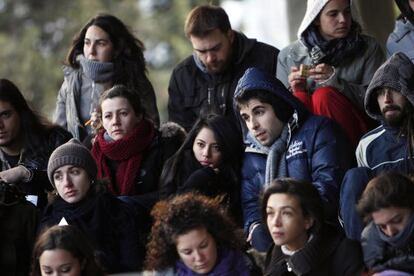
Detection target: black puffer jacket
<box><xmin>168</xmin><ymin>31</ymin><xmax>279</xmax><ymax>131</ymax></box>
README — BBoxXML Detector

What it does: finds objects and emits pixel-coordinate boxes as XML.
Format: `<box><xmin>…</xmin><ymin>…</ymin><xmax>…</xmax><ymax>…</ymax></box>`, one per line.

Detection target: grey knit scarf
<box><xmin>79</xmin><ymin>55</ymin><xmax>114</xmax><ymax>82</ymax></box>
<box><xmin>247</xmin><ymin>111</ymin><xmax>299</xmax><ymax>186</ymax></box>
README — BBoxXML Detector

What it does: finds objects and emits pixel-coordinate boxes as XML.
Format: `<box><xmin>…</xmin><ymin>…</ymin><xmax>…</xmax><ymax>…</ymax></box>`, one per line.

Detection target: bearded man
<box><xmin>340</xmin><ymin>52</ymin><xmax>414</xmax><ymax>240</ymax></box>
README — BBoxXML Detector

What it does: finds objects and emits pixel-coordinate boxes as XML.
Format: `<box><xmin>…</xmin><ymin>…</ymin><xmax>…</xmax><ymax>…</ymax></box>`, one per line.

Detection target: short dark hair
<box><xmin>261</xmin><ymin>178</ymin><xmax>324</xmax><ymax>235</ymax></box>
<box><xmin>31</xmin><ymin>225</ymin><xmax>104</xmax><ymax>276</ymax></box>
<box><xmin>184</xmin><ymin>5</ymin><xmax>231</xmax><ymax>37</ymax></box>
<box><xmin>145</xmin><ymin>193</ymin><xmax>244</xmax><ymax>270</ymax></box>
<box><xmin>235</xmin><ymin>89</ymin><xmax>294</xmax><ymax>123</ymax></box>
<box><xmin>98</xmin><ymin>84</ymin><xmax>144</xmax><ymax>117</ymax></box>
<box><xmin>357</xmin><ymin>172</ymin><xmax>414</xmax><ymax>222</ymax></box>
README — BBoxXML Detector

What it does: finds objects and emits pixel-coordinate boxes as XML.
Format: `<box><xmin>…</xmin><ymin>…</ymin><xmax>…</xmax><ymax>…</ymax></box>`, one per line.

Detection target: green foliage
<box><xmin>0</xmin><ymin>0</ymin><xmax>216</xmax><ymax>122</ymax></box>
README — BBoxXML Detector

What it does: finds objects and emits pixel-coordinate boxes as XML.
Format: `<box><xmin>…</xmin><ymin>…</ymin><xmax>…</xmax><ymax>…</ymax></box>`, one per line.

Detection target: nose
<box><xmin>249</xmin><ymin>117</ymin><xmax>259</xmax><ymax>131</ymax></box>
<box><xmin>61</xmin><ymin>173</ymin><xmax>73</xmax><ymax>188</ymax></box>
<box><xmin>86</xmin><ymin>43</ymin><xmax>96</xmax><ymax>58</ymax></box>
<box><xmin>193</xmin><ymin>250</ymin><xmax>205</xmax><ymax>262</ymax></box>
<box><xmin>205</xmin><ymin>51</ymin><xmax>216</xmax><ymax>64</ymax></box>
<box><xmin>384</xmin><ymin>90</ymin><xmax>393</xmax><ymax>103</ymax></box>
<box><xmin>270</xmin><ymin>212</ymin><xmax>282</xmax><ymax>227</ymax></box>
<box><xmin>384</xmin><ymin>225</ymin><xmax>399</xmax><ymax>237</ymax></box>
<box><xmin>0</xmin><ymin>119</ymin><xmax>4</xmax><ymax>129</ymax></box>
<box><xmin>337</xmin><ymin>12</ymin><xmax>346</xmax><ymax>23</ymax></box>
<box><xmin>202</xmin><ymin>146</ymin><xmax>210</xmax><ymax>158</ymax></box>
<box><xmin>111</xmin><ymin>114</ymin><xmax>120</xmax><ymax>125</ymax></box>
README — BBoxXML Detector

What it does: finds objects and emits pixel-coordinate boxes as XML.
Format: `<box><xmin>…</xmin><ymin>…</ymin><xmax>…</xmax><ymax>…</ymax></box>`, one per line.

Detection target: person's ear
<box><xmin>227</xmin><ymin>30</ymin><xmax>235</xmax><ymax>43</ymax></box>
<box><xmin>304</xmin><ymin>217</ymin><xmax>314</xmax><ymax>231</ymax></box>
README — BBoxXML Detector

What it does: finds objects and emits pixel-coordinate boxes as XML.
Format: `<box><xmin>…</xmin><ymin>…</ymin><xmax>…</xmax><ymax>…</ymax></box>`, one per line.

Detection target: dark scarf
<box><xmin>301</xmin><ymin>24</ymin><xmax>365</xmax><ymax>66</ymax></box>
<box><xmin>79</xmin><ymin>55</ymin><xmax>114</xmax><ymax>82</ymax></box>
<box><xmin>92</xmin><ymin>119</ymin><xmax>155</xmax><ymax>195</ymax></box>
<box><xmin>377</xmin><ymin>212</ymin><xmax>414</xmax><ymax>249</ymax></box>
<box><xmin>175</xmin><ymin>248</ymin><xmax>250</xmax><ymax>276</ymax></box>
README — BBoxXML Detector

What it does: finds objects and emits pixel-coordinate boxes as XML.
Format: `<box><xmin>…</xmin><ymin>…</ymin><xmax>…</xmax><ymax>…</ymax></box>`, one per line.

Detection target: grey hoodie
<box><xmin>365</xmin><ymin>52</ymin><xmax>414</xmax><ymax>121</ymax></box>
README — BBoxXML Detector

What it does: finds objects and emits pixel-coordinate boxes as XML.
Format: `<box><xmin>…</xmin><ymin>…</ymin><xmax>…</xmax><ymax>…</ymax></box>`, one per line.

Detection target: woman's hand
<box><xmin>308</xmin><ymin>63</ymin><xmax>334</xmax><ymax>83</ymax></box>
<box><xmin>86</xmin><ymin>109</ymin><xmax>102</xmax><ymax>132</ymax></box>
<box><xmin>288</xmin><ymin>66</ymin><xmax>306</xmax><ymax>92</ymax></box>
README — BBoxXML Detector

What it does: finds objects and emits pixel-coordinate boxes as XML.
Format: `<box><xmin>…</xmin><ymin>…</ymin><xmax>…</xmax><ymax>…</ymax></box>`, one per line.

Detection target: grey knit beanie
<box><xmin>47</xmin><ymin>138</ymin><xmax>97</xmax><ymax>185</ymax></box>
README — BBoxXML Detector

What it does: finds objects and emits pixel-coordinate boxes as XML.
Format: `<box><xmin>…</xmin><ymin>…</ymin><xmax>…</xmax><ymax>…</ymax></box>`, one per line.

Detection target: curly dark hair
<box><xmin>144</xmin><ymin>192</ymin><xmax>244</xmax><ymax>270</ymax></box>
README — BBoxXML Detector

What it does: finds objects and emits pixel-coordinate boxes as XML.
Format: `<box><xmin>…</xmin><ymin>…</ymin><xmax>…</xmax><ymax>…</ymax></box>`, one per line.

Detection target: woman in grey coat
<box><xmin>54</xmin><ymin>13</ymin><xmax>159</xmax><ymax>142</ymax></box>
<box><xmin>277</xmin><ymin>0</ymin><xmax>384</xmax><ymax>147</ymax></box>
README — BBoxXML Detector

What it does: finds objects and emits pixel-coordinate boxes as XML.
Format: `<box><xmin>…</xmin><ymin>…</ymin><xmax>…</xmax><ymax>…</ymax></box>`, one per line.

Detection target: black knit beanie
<box><xmin>47</xmin><ymin>138</ymin><xmax>97</xmax><ymax>186</ymax></box>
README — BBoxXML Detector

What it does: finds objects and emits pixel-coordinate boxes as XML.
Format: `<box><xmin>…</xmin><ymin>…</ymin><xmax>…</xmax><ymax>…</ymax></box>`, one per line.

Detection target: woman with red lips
<box><xmin>277</xmin><ymin>0</ymin><xmax>384</xmax><ymax>148</ymax></box>
<box><xmin>39</xmin><ymin>138</ymin><xmax>143</xmax><ymax>273</ymax></box>
<box><xmin>262</xmin><ymin>178</ymin><xmax>363</xmax><ymax>275</ymax></box>
<box><xmin>159</xmin><ymin>113</ymin><xmax>243</xmax><ymax>223</ymax></box>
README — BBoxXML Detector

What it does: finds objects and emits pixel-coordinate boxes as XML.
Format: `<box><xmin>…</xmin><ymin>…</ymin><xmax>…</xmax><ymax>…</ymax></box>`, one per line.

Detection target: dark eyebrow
<box><xmin>194</xmin><ymin>42</ymin><xmax>221</xmax><ymax>53</ymax></box>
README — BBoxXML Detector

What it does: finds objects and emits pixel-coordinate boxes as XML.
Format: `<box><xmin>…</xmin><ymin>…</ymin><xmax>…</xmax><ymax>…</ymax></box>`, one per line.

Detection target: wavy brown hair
<box><xmin>65</xmin><ymin>13</ymin><xmax>149</xmax><ymax>95</ymax></box>
<box><xmin>144</xmin><ymin>192</ymin><xmax>244</xmax><ymax>270</ymax></box>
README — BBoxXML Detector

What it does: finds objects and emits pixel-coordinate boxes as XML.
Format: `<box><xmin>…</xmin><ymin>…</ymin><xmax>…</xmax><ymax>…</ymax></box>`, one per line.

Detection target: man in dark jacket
<box><xmin>340</xmin><ymin>52</ymin><xmax>414</xmax><ymax>241</ymax></box>
<box><xmin>168</xmin><ymin>4</ymin><xmax>279</xmax><ymax>131</ymax></box>
<box><xmin>0</xmin><ymin>79</ymin><xmax>71</xmax><ymax>210</ymax></box>
<box><xmin>233</xmin><ymin>67</ymin><xmax>351</xmax><ymax>252</ymax></box>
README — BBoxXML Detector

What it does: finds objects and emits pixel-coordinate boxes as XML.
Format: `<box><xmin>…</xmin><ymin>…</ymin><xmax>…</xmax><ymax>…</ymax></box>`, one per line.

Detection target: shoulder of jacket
<box><xmin>279</xmin><ymin>40</ymin><xmax>307</xmax><ymax>61</ymax></box>
<box><xmin>172</xmin><ymin>56</ymin><xmax>196</xmax><ymax>73</ymax></box>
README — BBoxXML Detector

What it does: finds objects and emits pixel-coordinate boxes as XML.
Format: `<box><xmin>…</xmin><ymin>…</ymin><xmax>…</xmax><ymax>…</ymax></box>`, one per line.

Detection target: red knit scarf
<box><xmin>91</xmin><ymin>119</ymin><xmax>155</xmax><ymax>195</ymax></box>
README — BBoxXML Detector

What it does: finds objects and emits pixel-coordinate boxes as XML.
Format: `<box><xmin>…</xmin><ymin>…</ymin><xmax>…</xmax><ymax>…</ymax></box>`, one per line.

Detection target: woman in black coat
<box><xmin>262</xmin><ymin>178</ymin><xmax>363</xmax><ymax>275</ymax></box>
<box><xmin>159</xmin><ymin>113</ymin><xmax>243</xmax><ymax>223</ymax></box>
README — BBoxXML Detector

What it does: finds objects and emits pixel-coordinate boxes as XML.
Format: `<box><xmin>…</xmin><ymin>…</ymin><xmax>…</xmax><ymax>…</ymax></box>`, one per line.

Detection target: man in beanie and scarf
<box><xmin>233</xmin><ymin>67</ymin><xmax>352</xmax><ymax>252</ymax></box>
<box><xmin>277</xmin><ymin>0</ymin><xmax>384</xmax><ymax>148</ymax></box>
<box><xmin>40</xmin><ymin>138</ymin><xmax>143</xmax><ymax>273</ymax></box>
<box><xmin>357</xmin><ymin>172</ymin><xmax>414</xmax><ymax>275</ymax></box>
<box><xmin>340</xmin><ymin>52</ymin><xmax>414</xmax><ymax>241</ymax></box>
<box><xmin>387</xmin><ymin>0</ymin><xmax>414</xmax><ymax>60</ymax></box>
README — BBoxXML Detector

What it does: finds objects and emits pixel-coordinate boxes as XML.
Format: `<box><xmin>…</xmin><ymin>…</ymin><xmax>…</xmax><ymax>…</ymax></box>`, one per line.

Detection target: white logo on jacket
<box><xmin>286</xmin><ymin>140</ymin><xmax>307</xmax><ymax>159</ymax></box>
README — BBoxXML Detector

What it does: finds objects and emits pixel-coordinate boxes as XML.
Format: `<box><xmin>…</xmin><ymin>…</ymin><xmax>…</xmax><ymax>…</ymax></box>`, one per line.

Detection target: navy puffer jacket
<box><xmin>233</xmin><ymin>68</ymin><xmax>352</xmax><ymax>251</ymax></box>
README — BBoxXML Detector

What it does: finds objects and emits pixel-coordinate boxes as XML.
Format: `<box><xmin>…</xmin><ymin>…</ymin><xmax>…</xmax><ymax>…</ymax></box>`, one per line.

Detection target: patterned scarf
<box><xmin>91</xmin><ymin>119</ymin><xmax>155</xmax><ymax>195</ymax></box>
<box><xmin>301</xmin><ymin>24</ymin><xmax>365</xmax><ymax>66</ymax></box>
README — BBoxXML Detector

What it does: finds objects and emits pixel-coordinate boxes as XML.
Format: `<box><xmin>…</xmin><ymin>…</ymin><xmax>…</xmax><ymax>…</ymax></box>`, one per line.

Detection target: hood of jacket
<box><xmin>365</xmin><ymin>52</ymin><xmax>414</xmax><ymax>121</ymax></box>
<box><xmin>297</xmin><ymin>0</ymin><xmax>355</xmax><ymax>39</ymax></box>
<box><xmin>233</xmin><ymin>67</ymin><xmax>308</xmax><ymax>143</ymax></box>
<box><xmin>193</xmin><ymin>31</ymin><xmax>256</xmax><ymax>74</ymax></box>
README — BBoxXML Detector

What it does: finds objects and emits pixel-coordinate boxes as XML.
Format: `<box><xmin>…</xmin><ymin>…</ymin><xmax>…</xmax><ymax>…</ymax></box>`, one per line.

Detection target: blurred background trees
<box><xmin>0</xmin><ymin>0</ymin><xmax>215</xmax><ymax>121</ymax></box>
<box><xmin>0</xmin><ymin>0</ymin><xmax>397</xmax><ymax>122</ymax></box>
